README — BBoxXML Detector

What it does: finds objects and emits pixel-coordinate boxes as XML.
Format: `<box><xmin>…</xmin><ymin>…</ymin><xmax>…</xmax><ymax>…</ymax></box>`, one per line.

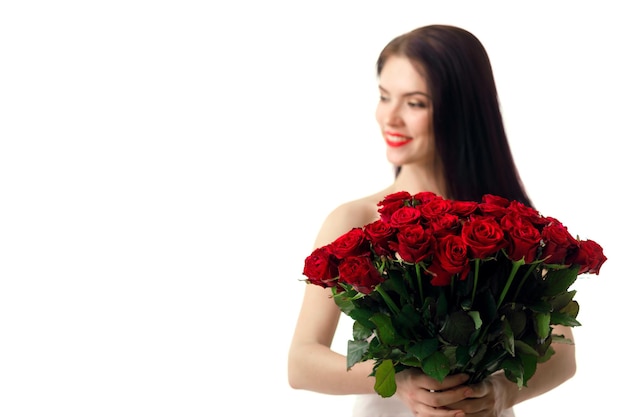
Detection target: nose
<box><xmin>384</xmin><ymin>104</ymin><xmax>403</xmax><ymax>127</ymax></box>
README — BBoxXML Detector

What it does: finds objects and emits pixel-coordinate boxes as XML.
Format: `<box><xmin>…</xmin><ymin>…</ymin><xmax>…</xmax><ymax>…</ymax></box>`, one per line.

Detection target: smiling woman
<box><xmin>288</xmin><ymin>24</ymin><xmax>569</xmax><ymax>417</ymax></box>
<box><xmin>0</xmin><ymin>2</ymin><xmax>621</xmax><ymax>417</ymax></box>
<box><xmin>286</xmin><ymin>17</ymin><xmax>618</xmax><ymax>417</ymax></box>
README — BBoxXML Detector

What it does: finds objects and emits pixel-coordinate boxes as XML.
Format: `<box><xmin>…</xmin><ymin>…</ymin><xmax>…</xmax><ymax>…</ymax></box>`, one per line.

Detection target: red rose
<box><xmin>427</xmin><ymin>234</ymin><xmax>470</xmax><ymax>286</ymax></box>
<box><xmin>390</xmin><ymin>224</ymin><xmax>435</xmax><ymax>263</ymax></box>
<box><xmin>506</xmin><ymin>201</ymin><xmax>549</xmax><ymax>228</ymax></box>
<box><xmin>364</xmin><ymin>219</ymin><xmax>396</xmax><ymax>256</ymax></box>
<box><xmin>338</xmin><ymin>256</ymin><xmax>384</xmax><ymax>294</ymax></box>
<box><xmin>420</xmin><ymin>197</ymin><xmax>453</xmax><ymax>221</ymax></box>
<box><xmin>505</xmin><ymin>200</ymin><xmax>539</xmax><ymax>217</ymax></box>
<box><xmin>329</xmin><ymin>228</ymin><xmax>370</xmax><ymax>259</ymax></box>
<box><xmin>378</xmin><ymin>191</ymin><xmax>412</xmax><ymax>222</ymax></box>
<box><xmin>302</xmin><ymin>246</ymin><xmax>339</xmax><ymax>287</ymax></box>
<box><xmin>389</xmin><ymin>206</ymin><xmax>422</xmax><ymax>228</ymax></box>
<box><xmin>479</xmin><ymin>194</ymin><xmax>510</xmax><ymax>219</ymax></box>
<box><xmin>412</xmin><ymin>191</ymin><xmax>440</xmax><ymax>204</ymax></box>
<box><xmin>428</xmin><ymin>213</ymin><xmax>461</xmax><ymax>237</ymax></box>
<box><xmin>570</xmin><ymin>239</ymin><xmax>607</xmax><ymax>275</ymax></box>
<box><xmin>482</xmin><ymin>194</ymin><xmax>510</xmax><ymax>206</ymax></box>
<box><xmin>449</xmin><ymin>200</ymin><xmax>479</xmax><ymax>217</ymax></box>
<box><xmin>500</xmin><ymin>213</ymin><xmax>542</xmax><ymax>262</ymax></box>
<box><xmin>461</xmin><ymin>216</ymin><xmax>507</xmax><ymax>259</ymax></box>
<box><xmin>541</xmin><ymin>222</ymin><xmax>578</xmax><ymax>264</ymax></box>
<box><xmin>380</xmin><ymin>191</ymin><xmax>412</xmax><ymax>206</ymax></box>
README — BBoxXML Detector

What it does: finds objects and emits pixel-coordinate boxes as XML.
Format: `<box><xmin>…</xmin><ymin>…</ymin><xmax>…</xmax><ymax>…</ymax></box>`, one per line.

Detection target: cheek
<box><xmin>406</xmin><ymin>113</ymin><xmax>431</xmax><ymax>133</ymax></box>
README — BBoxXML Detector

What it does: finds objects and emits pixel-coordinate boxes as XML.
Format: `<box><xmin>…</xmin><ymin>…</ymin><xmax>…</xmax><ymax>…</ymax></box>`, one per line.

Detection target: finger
<box><xmin>413</xmin><ymin>403</ymin><xmax>465</xmax><ymax>417</ymax></box>
<box><xmin>462</xmin><ymin>378</ymin><xmax>490</xmax><ymax>399</ymax></box>
<box><xmin>425</xmin><ymin>373</ymin><xmax>470</xmax><ymax>391</ymax></box>
<box><xmin>418</xmin><ymin>386</ymin><xmax>471</xmax><ymax>409</ymax></box>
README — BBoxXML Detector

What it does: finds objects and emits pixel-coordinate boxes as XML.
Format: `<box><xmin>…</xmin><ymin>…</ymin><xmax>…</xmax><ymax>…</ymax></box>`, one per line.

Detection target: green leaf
<box><xmin>534</xmin><ymin>312</ymin><xmax>551</xmax><ymax>341</ymax></box>
<box><xmin>366</xmin><ymin>339</ymin><xmax>389</xmax><ymax>359</ymax></box>
<box><xmin>423</xmin><ymin>351</ymin><xmax>450</xmax><ymax>382</ymax></box>
<box><xmin>422</xmin><ymin>297</ymin><xmax>436</xmax><ymax>322</ymax></box>
<box><xmin>537</xmin><ymin>345</ymin><xmax>556</xmax><ymax>363</ymax></box>
<box><xmin>352</xmin><ymin>320</ymin><xmax>374</xmax><ymax>341</ymax></box>
<box><xmin>542</xmin><ymin>266</ymin><xmax>579</xmax><ymax>296</ymax></box>
<box><xmin>440</xmin><ymin>310</ymin><xmax>475</xmax><ymax>345</ymax></box>
<box><xmin>400</xmin><ymin>357</ymin><xmax>422</xmax><ymax>367</ymax></box>
<box><xmin>560</xmin><ymin>300</ymin><xmax>580</xmax><ymax>319</ymax></box>
<box><xmin>501</xmin><ymin>319</ymin><xmax>514</xmax><ymax>355</ymax></box>
<box><xmin>513</xmin><ymin>340</ymin><xmax>540</xmax><ymax>356</ymax></box>
<box><xmin>332</xmin><ymin>285</ymin><xmax>364</xmax><ymax>300</ymax></box>
<box><xmin>332</xmin><ymin>293</ymin><xmax>356</xmax><ymax>315</ymax></box>
<box><xmin>407</xmin><ymin>338</ymin><xmax>439</xmax><ymax>361</ymax></box>
<box><xmin>501</xmin><ymin>357</ymin><xmax>524</xmax><ymax>388</ymax></box>
<box><xmin>442</xmin><ymin>345</ymin><xmax>459</xmax><ymax>366</ymax></box>
<box><xmin>396</xmin><ymin>304</ymin><xmax>422</xmax><ymax>333</ymax></box>
<box><xmin>550</xmin><ymin>290</ymin><xmax>577</xmax><ymax>312</ymax></box>
<box><xmin>550</xmin><ymin>311</ymin><xmax>581</xmax><ymax>327</ymax></box>
<box><xmin>528</xmin><ymin>335</ymin><xmax>552</xmax><ymax>358</ymax></box>
<box><xmin>468</xmin><ymin>311</ymin><xmax>483</xmax><ymax>330</ymax></box>
<box><xmin>455</xmin><ymin>345</ymin><xmax>471</xmax><ymax>368</ymax></box>
<box><xmin>469</xmin><ymin>348</ymin><xmax>507</xmax><ymax>379</ymax></box>
<box><xmin>345</xmin><ymin>307</ymin><xmax>376</xmax><ymax>331</ymax></box>
<box><xmin>464</xmin><ymin>344</ymin><xmax>489</xmax><ymax>381</ymax></box>
<box><xmin>519</xmin><ymin>352</ymin><xmax>538</xmax><ymax>385</ymax></box>
<box><xmin>369</xmin><ymin>313</ymin><xmax>398</xmax><ymax>345</ymax></box>
<box><xmin>528</xmin><ymin>300</ymin><xmax>552</xmax><ymax>314</ymax></box>
<box><xmin>374</xmin><ymin>359</ymin><xmax>397</xmax><ymax>398</ymax></box>
<box><xmin>502</xmin><ymin>306</ymin><xmax>527</xmax><ymax>337</ymax></box>
<box><xmin>476</xmin><ymin>290</ymin><xmax>498</xmax><ymax>323</ymax></box>
<box><xmin>387</xmin><ymin>269</ymin><xmax>411</xmax><ymax>302</ymax></box>
<box><xmin>347</xmin><ymin>340</ymin><xmax>369</xmax><ymax>368</ymax></box>
<box><xmin>436</xmin><ymin>292</ymin><xmax>448</xmax><ymax>318</ymax></box>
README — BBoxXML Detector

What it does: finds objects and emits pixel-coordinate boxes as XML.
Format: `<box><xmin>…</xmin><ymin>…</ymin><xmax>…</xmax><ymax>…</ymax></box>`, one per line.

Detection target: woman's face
<box><xmin>375</xmin><ymin>55</ymin><xmax>436</xmax><ymax>168</ymax></box>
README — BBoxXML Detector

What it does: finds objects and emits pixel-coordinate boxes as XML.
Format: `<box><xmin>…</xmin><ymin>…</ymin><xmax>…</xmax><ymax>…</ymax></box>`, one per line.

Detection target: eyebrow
<box><xmin>378</xmin><ymin>86</ymin><xmax>431</xmax><ymax>99</ymax></box>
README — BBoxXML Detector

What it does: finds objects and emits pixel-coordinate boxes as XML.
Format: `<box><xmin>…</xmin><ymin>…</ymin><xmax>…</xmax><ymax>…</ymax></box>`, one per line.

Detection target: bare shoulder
<box><xmin>313</xmin><ymin>190</ymin><xmax>391</xmax><ymax>247</ymax></box>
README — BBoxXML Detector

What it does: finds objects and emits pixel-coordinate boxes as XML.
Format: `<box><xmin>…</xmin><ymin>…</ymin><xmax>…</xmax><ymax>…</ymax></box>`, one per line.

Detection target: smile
<box><xmin>384</xmin><ymin>132</ymin><xmax>412</xmax><ymax>148</ymax></box>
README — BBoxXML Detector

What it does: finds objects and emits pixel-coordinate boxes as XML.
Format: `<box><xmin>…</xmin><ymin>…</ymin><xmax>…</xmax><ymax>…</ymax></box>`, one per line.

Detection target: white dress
<box><xmin>352</xmin><ymin>394</ymin><xmax>515</xmax><ymax>417</ymax></box>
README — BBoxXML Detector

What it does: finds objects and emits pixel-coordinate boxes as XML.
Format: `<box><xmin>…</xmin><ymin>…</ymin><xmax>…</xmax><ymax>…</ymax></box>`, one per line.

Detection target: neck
<box><xmin>391</xmin><ymin>164</ymin><xmax>447</xmax><ymax>198</ymax></box>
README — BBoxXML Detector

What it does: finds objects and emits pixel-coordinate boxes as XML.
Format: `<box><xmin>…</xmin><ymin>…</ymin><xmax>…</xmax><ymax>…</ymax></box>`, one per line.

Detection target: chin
<box><xmin>385</xmin><ymin>152</ymin><xmax>410</xmax><ymax>168</ymax></box>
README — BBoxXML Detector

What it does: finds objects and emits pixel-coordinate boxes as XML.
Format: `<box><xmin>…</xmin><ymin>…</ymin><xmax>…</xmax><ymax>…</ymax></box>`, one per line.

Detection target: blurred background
<box><xmin>1</xmin><ymin>1</ymin><xmax>622</xmax><ymax>415</ymax></box>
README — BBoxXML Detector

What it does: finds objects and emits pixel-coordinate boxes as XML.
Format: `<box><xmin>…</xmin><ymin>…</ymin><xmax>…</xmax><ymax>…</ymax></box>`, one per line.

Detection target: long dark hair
<box><xmin>377</xmin><ymin>25</ymin><xmax>533</xmax><ymax>208</ymax></box>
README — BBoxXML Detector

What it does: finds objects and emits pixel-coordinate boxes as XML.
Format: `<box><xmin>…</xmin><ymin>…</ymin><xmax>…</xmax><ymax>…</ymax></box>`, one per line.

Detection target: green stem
<box><xmin>511</xmin><ymin>263</ymin><xmax>537</xmax><ymax>301</ymax></box>
<box><xmin>376</xmin><ymin>285</ymin><xmax>401</xmax><ymax>316</ymax></box>
<box><xmin>496</xmin><ymin>258</ymin><xmax>525</xmax><ymax>309</ymax></box>
<box><xmin>471</xmin><ymin>259</ymin><xmax>480</xmax><ymax>306</ymax></box>
<box><xmin>450</xmin><ymin>273</ymin><xmax>455</xmax><ymax>299</ymax></box>
<box><xmin>415</xmin><ymin>264</ymin><xmax>424</xmax><ymax>305</ymax></box>
<box><xmin>405</xmin><ymin>268</ymin><xmax>415</xmax><ymax>293</ymax></box>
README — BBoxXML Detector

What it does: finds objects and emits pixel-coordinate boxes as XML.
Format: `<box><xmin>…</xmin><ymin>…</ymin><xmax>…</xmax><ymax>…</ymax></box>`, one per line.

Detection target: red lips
<box><xmin>384</xmin><ymin>131</ymin><xmax>412</xmax><ymax>148</ymax></box>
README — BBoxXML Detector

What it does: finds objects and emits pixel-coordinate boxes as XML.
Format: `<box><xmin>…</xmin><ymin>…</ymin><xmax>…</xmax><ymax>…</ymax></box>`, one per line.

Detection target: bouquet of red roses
<box><xmin>302</xmin><ymin>191</ymin><xmax>606</xmax><ymax>397</ymax></box>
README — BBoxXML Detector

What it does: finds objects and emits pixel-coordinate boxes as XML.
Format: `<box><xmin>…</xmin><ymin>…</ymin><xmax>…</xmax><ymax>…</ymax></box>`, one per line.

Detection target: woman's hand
<box><xmin>394</xmin><ymin>369</ymin><xmax>472</xmax><ymax>416</ymax></box>
<box><xmin>447</xmin><ymin>373</ymin><xmax>511</xmax><ymax>417</ymax></box>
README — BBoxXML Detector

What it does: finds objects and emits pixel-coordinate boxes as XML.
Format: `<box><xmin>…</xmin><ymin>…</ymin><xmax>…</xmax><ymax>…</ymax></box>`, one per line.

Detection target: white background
<box><xmin>1</xmin><ymin>1</ymin><xmax>623</xmax><ymax>416</ymax></box>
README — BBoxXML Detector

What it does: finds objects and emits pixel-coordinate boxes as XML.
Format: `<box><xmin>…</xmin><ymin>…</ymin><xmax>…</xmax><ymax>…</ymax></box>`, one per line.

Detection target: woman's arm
<box><xmin>288</xmin><ymin>201</ymin><xmax>380</xmax><ymax>395</ymax></box>
<box><xmin>287</xmin><ymin>283</ymin><xmax>377</xmax><ymax>394</ymax></box>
